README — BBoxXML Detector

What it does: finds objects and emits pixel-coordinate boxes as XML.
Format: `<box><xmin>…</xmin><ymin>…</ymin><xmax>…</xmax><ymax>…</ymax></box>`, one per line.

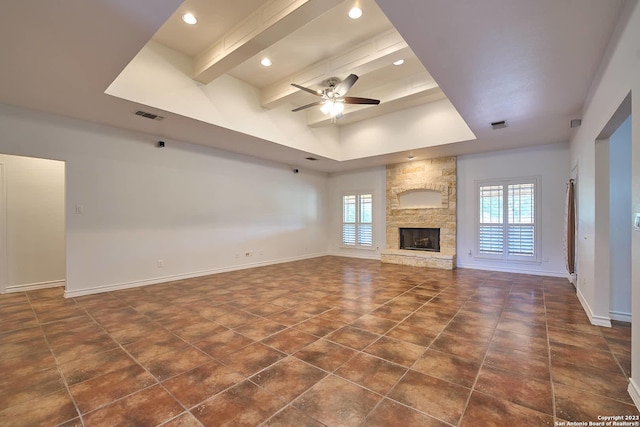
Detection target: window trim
<box><xmin>474</xmin><ymin>176</ymin><xmax>541</xmax><ymax>263</ymax></box>
<box><xmin>341</xmin><ymin>191</ymin><xmax>375</xmax><ymax>250</ymax></box>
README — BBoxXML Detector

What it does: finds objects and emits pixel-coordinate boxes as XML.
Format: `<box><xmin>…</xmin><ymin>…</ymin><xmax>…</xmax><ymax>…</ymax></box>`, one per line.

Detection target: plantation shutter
<box><xmin>358</xmin><ymin>194</ymin><xmax>373</xmax><ymax>246</ymax></box>
<box><xmin>343</xmin><ymin>195</ymin><xmax>356</xmax><ymax>245</ymax></box>
<box><xmin>507</xmin><ymin>183</ymin><xmax>535</xmax><ymax>256</ymax></box>
<box><xmin>479</xmin><ymin>185</ymin><xmax>504</xmax><ymax>254</ymax></box>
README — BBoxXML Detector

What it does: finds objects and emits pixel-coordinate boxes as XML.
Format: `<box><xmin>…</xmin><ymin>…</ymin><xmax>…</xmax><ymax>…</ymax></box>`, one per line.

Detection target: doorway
<box><xmin>0</xmin><ymin>153</ymin><xmax>66</xmax><ymax>294</ymax></box>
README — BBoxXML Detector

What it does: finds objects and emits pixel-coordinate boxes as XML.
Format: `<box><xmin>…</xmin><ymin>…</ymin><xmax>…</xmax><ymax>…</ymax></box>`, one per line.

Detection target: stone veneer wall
<box><xmin>382</xmin><ymin>156</ymin><xmax>457</xmax><ymax>269</ymax></box>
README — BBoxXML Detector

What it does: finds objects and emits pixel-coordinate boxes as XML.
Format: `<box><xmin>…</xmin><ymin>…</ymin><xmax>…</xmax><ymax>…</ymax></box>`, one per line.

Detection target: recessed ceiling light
<box><xmin>182</xmin><ymin>13</ymin><xmax>197</xmax><ymax>25</ymax></box>
<box><xmin>348</xmin><ymin>7</ymin><xmax>362</xmax><ymax>19</ymax></box>
<box><xmin>261</xmin><ymin>58</ymin><xmax>272</xmax><ymax>67</ymax></box>
<box><xmin>393</xmin><ymin>59</ymin><xmax>405</xmax><ymax>66</ymax></box>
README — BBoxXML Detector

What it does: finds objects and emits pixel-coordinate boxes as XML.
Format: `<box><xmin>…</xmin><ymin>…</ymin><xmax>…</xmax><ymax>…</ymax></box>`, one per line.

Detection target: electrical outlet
<box><xmin>157</xmin><ymin>260</ymin><xmax>164</xmax><ymax>268</ymax></box>
<box><xmin>245</xmin><ymin>251</ymin><xmax>252</xmax><ymax>257</ymax></box>
<box><xmin>75</xmin><ymin>205</ymin><xmax>84</xmax><ymax>214</ymax></box>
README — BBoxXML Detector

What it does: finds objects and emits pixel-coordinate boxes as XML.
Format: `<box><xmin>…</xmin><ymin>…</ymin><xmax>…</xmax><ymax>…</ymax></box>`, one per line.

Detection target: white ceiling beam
<box><xmin>261</xmin><ymin>29</ymin><xmax>409</xmax><ymax>108</ymax></box>
<box><xmin>193</xmin><ymin>0</ymin><xmax>341</xmax><ymax>84</ymax></box>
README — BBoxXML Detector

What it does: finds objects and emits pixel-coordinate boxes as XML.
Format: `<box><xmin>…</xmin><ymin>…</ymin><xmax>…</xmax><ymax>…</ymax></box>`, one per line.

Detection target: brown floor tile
<box><xmin>106</xmin><ymin>320</ymin><xmax>166</xmax><ymax>345</ymax></box>
<box><xmin>263</xmin><ymin>406</ymin><xmax>325</xmax><ymax>427</ymax></box>
<box><xmin>388</xmin><ymin>369</ymin><xmax>471</xmax><ymax>425</ymax></box>
<box><xmin>475</xmin><ymin>365</ymin><xmax>553</xmax><ymax>415</ymax></box>
<box><xmin>69</xmin><ymin>363</ymin><xmax>156</xmax><ymax>414</ymax></box>
<box><xmin>82</xmin><ymin>384</ymin><xmax>183</xmax><ymax>426</ymax></box>
<box><xmin>484</xmin><ymin>346</ymin><xmax>550</xmax><ymax>380</ymax></box>
<box><xmin>335</xmin><ymin>352</ymin><xmax>406</xmax><ymax>395</ymax></box>
<box><xmin>124</xmin><ymin>331</ymin><xmax>186</xmax><ymax>362</ymax></box>
<box><xmin>267</xmin><ymin>309</ymin><xmax>314</xmax><ymax>326</ymax></box>
<box><xmin>160</xmin><ymin>412</ymin><xmax>204</xmax><ymax>426</ymax></box>
<box><xmin>219</xmin><ymin>342</ymin><xmax>286</xmax><ymax>377</ymax></box>
<box><xmin>547</xmin><ymin>326</ymin><xmax>609</xmax><ymax>351</ymax></box>
<box><xmin>261</xmin><ymin>328</ymin><xmax>319</xmax><ymax>354</ymax></box>
<box><xmin>0</xmin><ymin>367</ymin><xmax>65</xmax><ymax>411</ymax></box>
<box><xmin>162</xmin><ymin>360</ymin><xmax>244</xmax><ymax>408</ymax></box>
<box><xmin>140</xmin><ymin>345</ymin><xmax>211</xmax><ymax>381</ymax></box>
<box><xmin>294</xmin><ymin>339</ymin><xmax>357</xmax><ymax>372</ymax></box>
<box><xmin>294</xmin><ymin>317</ymin><xmax>345</xmax><ymax>337</ymax></box>
<box><xmin>235</xmin><ymin>318</ymin><xmax>287</xmax><ymax>340</ymax></box>
<box><xmin>193</xmin><ymin>380</ymin><xmax>286</xmax><ymax>426</ymax></box>
<box><xmin>292</xmin><ymin>375</ymin><xmax>381</xmax><ymax>426</ymax></box>
<box><xmin>364</xmin><ymin>336</ymin><xmax>425</xmax><ymax>367</ymax></box>
<box><xmin>172</xmin><ymin>320</ymin><xmax>228</xmax><ymax>343</ymax></box>
<box><xmin>550</xmin><ymin>341</ymin><xmax>622</xmax><ymax>374</ymax></box>
<box><xmin>412</xmin><ymin>349</ymin><xmax>481</xmax><ymax>387</ymax></box>
<box><xmin>496</xmin><ymin>318</ymin><xmax>547</xmax><ymax>339</ymax></box>
<box><xmin>461</xmin><ymin>391</ymin><xmax>554</xmax><ymax>427</ymax></box>
<box><xmin>551</xmin><ymin>359</ymin><xmax>632</xmax><ymax>403</ymax></box>
<box><xmin>59</xmin><ymin>347</ymin><xmax>137</xmax><ymax>385</ymax></box>
<box><xmin>365</xmin><ymin>398</ymin><xmax>454</xmax><ymax>426</ymax></box>
<box><xmin>385</xmin><ymin>323</ymin><xmax>438</xmax><ymax>347</ymax></box>
<box><xmin>349</xmin><ymin>314</ymin><xmax>397</xmax><ymax>334</ymax></box>
<box><xmin>326</xmin><ymin>325</ymin><xmax>380</xmax><ymax>350</ymax></box>
<box><xmin>554</xmin><ymin>383</ymin><xmax>640</xmax><ymax>421</ymax></box>
<box><xmin>251</xmin><ymin>357</ymin><xmax>327</xmax><ymax>402</ymax></box>
<box><xmin>0</xmin><ymin>389</ymin><xmax>78</xmax><ymax>427</ymax></box>
<box><xmin>0</xmin><ymin>258</ymin><xmax>631</xmax><ymax>426</ymax></box>
<box><xmin>194</xmin><ymin>329</ymin><xmax>255</xmax><ymax>359</ymax></box>
<box><xmin>430</xmin><ymin>332</ymin><xmax>489</xmax><ymax>363</ymax></box>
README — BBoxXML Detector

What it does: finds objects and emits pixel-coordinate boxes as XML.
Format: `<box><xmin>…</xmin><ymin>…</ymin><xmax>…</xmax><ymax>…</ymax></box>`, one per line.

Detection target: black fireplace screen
<box><xmin>400</xmin><ymin>228</ymin><xmax>440</xmax><ymax>252</ymax></box>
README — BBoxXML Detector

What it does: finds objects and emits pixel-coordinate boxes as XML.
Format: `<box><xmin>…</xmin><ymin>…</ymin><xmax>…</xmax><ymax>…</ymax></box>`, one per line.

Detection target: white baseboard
<box><xmin>577</xmin><ymin>288</ymin><xmax>612</xmax><ymax>327</ymax></box>
<box><xmin>64</xmin><ymin>253</ymin><xmax>327</xmax><ymax>298</ymax></box>
<box><xmin>629</xmin><ymin>378</ymin><xmax>640</xmax><ymax>411</ymax></box>
<box><xmin>609</xmin><ymin>310</ymin><xmax>632</xmax><ymax>323</ymax></box>
<box><xmin>455</xmin><ymin>262</ymin><xmax>566</xmax><ymax>278</ymax></box>
<box><xmin>4</xmin><ymin>279</ymin><xmax>65</xmax><ymax>293</ymax></box>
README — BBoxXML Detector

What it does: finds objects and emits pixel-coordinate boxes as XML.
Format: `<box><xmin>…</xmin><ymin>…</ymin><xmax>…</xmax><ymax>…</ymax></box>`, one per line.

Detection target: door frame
<box><xmin>0</xmin><ymin>162</ymin><xmax>7</xmax><ymax>293</ymax></box>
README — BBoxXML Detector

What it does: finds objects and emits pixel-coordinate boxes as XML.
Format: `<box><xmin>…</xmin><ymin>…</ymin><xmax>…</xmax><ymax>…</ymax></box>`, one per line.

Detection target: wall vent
<box><xmin>135</xmin><ymin>110</ymin><xmax>164</xmax><ymax>121</ymax></box>
<box><xmin>490</xmin><ymin>120</ymin><xmax>507</xmax><ymax>130</ymax></box>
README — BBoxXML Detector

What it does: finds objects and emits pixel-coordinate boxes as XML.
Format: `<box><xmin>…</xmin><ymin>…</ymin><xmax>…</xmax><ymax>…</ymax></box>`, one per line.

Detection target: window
<box><xmin>342</xmin><ymin>193</ymin><xmax>373</xmax><ymax>247</ymax></box>
<box><xmin>477</xmin><ymin>177</ymin><xmax>539</xmax><ymax>261</ymax></box>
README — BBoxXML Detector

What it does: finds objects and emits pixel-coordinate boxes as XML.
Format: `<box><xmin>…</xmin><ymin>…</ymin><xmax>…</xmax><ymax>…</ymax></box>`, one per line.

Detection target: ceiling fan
<box><xmin>291</xmin><ymin>74</ymin><xmax>380</xmax><ymax>121</ymax></box>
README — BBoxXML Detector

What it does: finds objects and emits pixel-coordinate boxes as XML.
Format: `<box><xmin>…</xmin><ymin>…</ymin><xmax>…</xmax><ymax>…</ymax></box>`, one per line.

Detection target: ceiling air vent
<box><xmin>135</xmin><ymin>110</ymin><xmax>164</xmax><ymax>121</ymax></box>
<box><xmin>305</xmin><ymin>157</ymin><xmax>319</xmax><ymax>161</ymax></box>
<box><xmin>490</xmin><ymin>120</ymin><xmax>507</xmax><ymax>130</ymax></box>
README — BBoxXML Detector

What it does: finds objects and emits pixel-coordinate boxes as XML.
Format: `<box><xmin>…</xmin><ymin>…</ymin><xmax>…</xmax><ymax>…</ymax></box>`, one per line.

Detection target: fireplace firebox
<box><xmin>400</xmin><ymin>228</ymin><xmax>440</xmax><ymax>252</ymax></box>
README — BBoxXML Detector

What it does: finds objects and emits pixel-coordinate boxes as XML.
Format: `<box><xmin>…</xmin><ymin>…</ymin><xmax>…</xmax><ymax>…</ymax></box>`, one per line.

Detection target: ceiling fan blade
<box><xmin>291</xmin><ymin>83</ymin><xmax>322</xmax><ymax>97</ymax></box>
<box><xmin>334</xmin><ymin>74</ymin><xmax>358</xmax><ymax>96</ymax></box>
<box><xmin>343</xmin><ymin>97</ymin><xmax>380</xmax><ymax>105</ymax></box>
<box><xmin>292</xmin><ymin>101</ymin><xmax>325</xmax><ymax>112</ymax></box>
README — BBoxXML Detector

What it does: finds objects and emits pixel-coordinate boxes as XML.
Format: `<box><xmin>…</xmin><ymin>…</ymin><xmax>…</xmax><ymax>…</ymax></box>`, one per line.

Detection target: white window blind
<box><xmin>477</xmin><ymin>178</ymin><xmax>538</xmax><ymax>261</ymax></box>
<box><xmin>343</xmin><ymin>193</ymin><xmax>373</xmax><ymax>247</ymax></box>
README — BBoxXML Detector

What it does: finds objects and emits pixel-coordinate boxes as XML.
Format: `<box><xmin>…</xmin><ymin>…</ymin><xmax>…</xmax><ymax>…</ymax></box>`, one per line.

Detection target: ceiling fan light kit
<box><xmin>291</xmin><ymin>73</ymin><xmax>380</xmax><ymax>122</ymax></box>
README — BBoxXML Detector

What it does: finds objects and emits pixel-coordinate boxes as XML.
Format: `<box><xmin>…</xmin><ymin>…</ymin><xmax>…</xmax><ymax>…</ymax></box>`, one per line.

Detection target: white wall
<box><xmin>609</xmin><ymin>115</ymin><xmax>632</xmax><ymax>321</ymax></box>
<box><xmin>0</xmin><ymin>103</ymin><xmax>329</xmax><ymax>296</ymax></box>
<box><xmin>0</xmin><ymin>154</ymin><xmax>65</xmax><ymax>292</ymax></box>
<box><xmin>327</xmin><ymin>167</ymin><xmax>386</xmax><ymax>259</ymax></box>
<box><xmin>457</xmin><ymin>143</ymin><xmax>569</xmax><ymax>276</ymax></box>
<box><xmin>569</xmin><ymin>0</ymin><xmax>640</xmax><ymax>407</ymax></box>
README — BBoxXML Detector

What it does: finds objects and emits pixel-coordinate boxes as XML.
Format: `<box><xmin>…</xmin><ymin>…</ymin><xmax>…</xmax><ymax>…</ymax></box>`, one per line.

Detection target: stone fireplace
<box><xmin>381</xmin><ymin>157</ymin><xmax>457</xmax><ymax>270</ymax></box>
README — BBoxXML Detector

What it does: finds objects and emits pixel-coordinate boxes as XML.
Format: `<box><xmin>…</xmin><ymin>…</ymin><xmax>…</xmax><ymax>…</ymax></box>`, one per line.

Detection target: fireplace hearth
<box><xmin>400</xmin><ymin>228</ymin><xmax>440</xmax><ymax>252</ymax></box>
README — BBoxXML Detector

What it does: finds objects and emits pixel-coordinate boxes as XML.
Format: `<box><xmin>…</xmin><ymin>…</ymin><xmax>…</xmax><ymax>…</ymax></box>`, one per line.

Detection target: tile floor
<box><xmin>0</xmin><ymin>256</ymin><xmax>637</xmax><ymax>426</ymax></box>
